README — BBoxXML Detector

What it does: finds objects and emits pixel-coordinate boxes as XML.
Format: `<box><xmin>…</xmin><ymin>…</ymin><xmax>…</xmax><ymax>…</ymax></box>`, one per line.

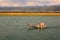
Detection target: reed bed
<box><xmin>0</xmin><ymin>12</ymin><xmax>60</xmax><ymax>16</ymax></box>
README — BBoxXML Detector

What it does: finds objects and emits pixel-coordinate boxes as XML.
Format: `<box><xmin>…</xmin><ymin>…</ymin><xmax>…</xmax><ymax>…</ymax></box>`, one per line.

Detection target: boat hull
<box><xmin>28</xmin><ymin>26</ymin><xmax>47</xmax><ymax>29</ymax></box>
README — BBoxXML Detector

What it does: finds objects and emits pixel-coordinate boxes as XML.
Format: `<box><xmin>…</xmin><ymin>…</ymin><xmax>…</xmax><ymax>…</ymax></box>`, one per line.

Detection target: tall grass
<box><xmin>0</xmin><ymin>12</ymin><xmax>60</xmax><ymax>16</ymax></box>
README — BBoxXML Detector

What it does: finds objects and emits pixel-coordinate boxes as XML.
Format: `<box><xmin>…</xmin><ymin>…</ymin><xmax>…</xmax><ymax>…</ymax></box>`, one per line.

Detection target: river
<box><xmin>0</xmin><ymin>16</ymin><xmax>60</xmax><ymax>40</ymax></box>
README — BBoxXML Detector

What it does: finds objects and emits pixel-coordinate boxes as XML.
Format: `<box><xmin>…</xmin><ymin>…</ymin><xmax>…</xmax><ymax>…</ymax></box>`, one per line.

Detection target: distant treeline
<box><xmin>0</xmin><ymin>11</ymin><xmax>60</xmax><ymax>13</ymax></box>
<box><xmin>0</xmin><ymin>5</ymin><xmax>60</xmax><ymax>13</ymax></box>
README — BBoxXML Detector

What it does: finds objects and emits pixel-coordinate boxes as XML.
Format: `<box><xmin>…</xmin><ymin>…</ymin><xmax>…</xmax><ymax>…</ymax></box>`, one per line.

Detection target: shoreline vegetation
<box><xmin>0</xmin><ymin>12</ymin><xmax>60</xmax><ymax>16</ymax></box>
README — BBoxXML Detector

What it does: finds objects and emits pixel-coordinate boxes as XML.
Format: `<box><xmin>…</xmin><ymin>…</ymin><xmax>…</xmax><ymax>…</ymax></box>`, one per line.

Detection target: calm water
<box><xmin>0</xmin><ymin>16</ymin><xmax>60</xmax><ymax>40</ymax></box>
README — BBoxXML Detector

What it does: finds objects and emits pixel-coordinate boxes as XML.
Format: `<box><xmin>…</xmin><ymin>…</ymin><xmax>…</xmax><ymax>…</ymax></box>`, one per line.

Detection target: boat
<box><xmin>27</xmin><ymin>23</ymin><xmax>47</xmax><ymax>29</ymax></box>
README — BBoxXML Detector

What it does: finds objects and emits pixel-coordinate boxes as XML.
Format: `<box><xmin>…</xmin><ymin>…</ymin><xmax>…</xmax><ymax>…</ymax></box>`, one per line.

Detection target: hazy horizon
<box><xmin>0</xmin><ymin>0</ymin><xmax>60</xmax><ymax>7</ymax></box>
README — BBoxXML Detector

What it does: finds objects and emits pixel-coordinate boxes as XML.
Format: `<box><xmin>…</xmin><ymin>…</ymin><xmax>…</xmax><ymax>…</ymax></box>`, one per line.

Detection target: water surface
<box><xmin>0</xmin><ymin>16</ymin><xmax>60</xmax><ymax>40</ymax></box>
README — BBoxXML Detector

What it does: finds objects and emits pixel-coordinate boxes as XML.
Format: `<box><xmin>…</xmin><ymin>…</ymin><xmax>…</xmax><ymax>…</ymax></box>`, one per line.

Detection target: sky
<box><xmin>0</xmin><ymin>0</ymin><xmax>60</xmax><ymax>7</ymax></box>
